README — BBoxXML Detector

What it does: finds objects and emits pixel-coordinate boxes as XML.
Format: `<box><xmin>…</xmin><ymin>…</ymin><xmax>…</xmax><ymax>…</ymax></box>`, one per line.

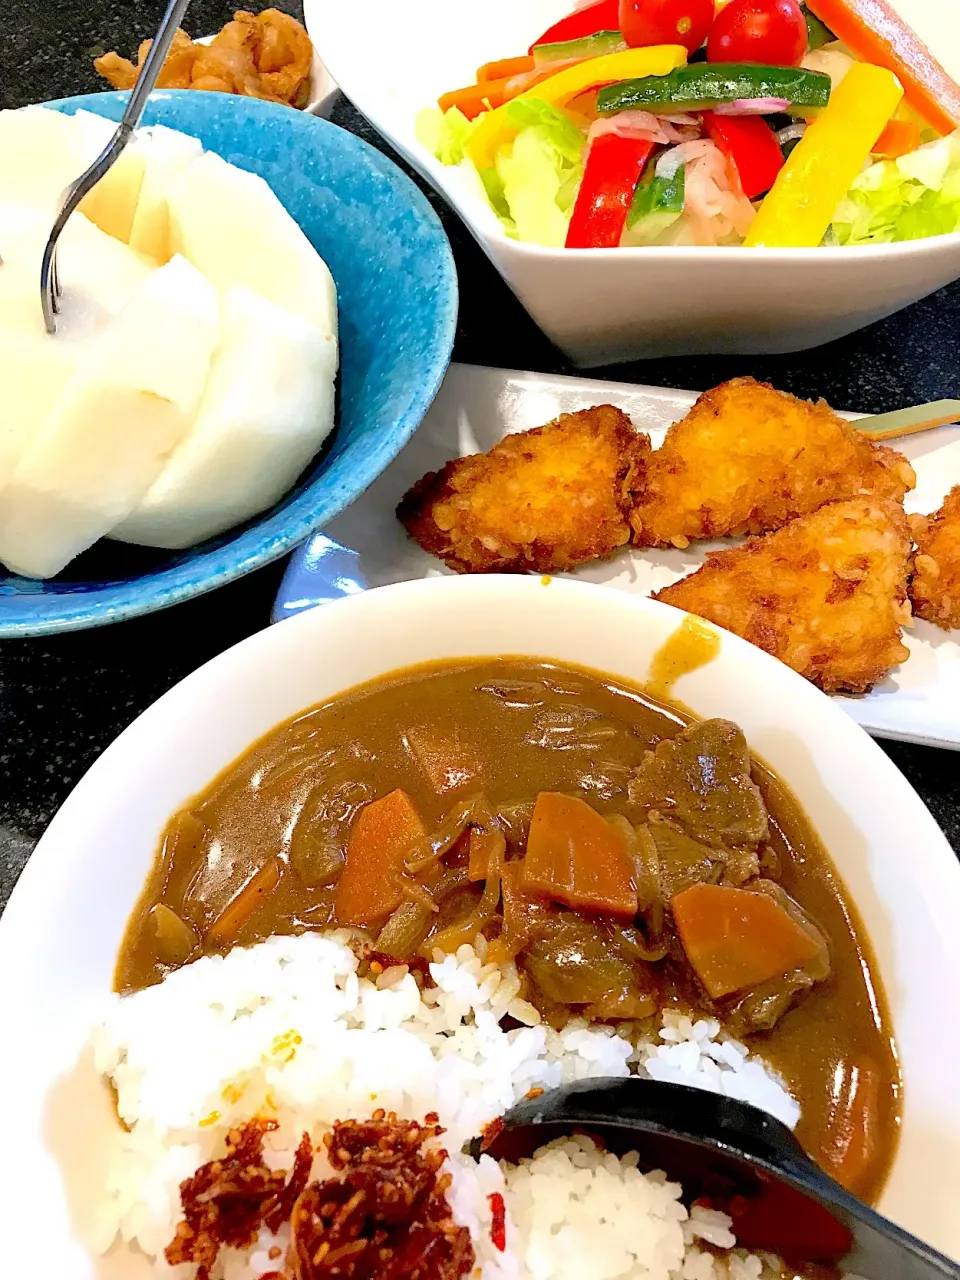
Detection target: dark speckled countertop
<box><xmin>0</xmin><ymin>1</ymin><xmax>958</xmax><ymax>910</ymax></box>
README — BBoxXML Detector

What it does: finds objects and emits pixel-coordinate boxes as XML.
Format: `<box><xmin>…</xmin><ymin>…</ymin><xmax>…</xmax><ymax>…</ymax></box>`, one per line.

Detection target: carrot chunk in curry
<box><xmin>672</xmin><ymin>881</ymin><xmax>824</xmax><ymax>999</ymax></box>
<box><xmin>521</xmin><ymin>791</ymin><xmax>637</xmax><ymax>917</ymax></box>
<box><xmin>334</xmin><ymin>789</ymin><xmax>426</xmax><ymax>926</ymax></box>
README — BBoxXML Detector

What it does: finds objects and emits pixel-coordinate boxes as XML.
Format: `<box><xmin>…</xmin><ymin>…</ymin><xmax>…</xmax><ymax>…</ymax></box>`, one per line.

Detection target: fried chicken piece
<box><xmin>94</xmin><ymin>10</ymin><xmax>313</xmax><ymax>107</ymax></box>
<box><xmin>655</xmin><ymin>498</ymin><xmax>913</xmax><ymax>693</ymax></box>
<box><xmin>397</xmin><ymin>405</ymin><xmax>650</xmax><ymax>574</ymax></box>
<box><xmin>909</xmin><ymin>485</ymin><xmax>960</xmax><ymax>630</ymax></box>
<box><xmin>96</xmin><ymin>29</ymin><xmax>200</xmax><ymax>91</ymax></box>
<box><xmin>631</xmin><ymin>378</ymin><xmax>916</xmax><ymax>549</ymax></box>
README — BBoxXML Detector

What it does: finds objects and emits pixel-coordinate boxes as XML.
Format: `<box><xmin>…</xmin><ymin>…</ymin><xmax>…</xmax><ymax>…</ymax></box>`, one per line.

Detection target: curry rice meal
<box><xmin>91</xmin><ymin>658</ymin><xmax>901</xmax><ymax>1279</ymax></box>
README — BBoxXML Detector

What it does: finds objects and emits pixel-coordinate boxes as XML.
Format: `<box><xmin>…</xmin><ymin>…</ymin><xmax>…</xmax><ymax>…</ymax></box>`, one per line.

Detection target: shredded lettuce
<box><xmin>421</xmin><ymin>101</ymin><xmax>585</xmax><ymax>245</ymax></box>
<box><xmin>831</xmin><ymin>130</ymin><xmax>960</xmax><ymax>245</ymax></box>
<box><xmin>415</xmin><ymin>106</ymin><xmax>479</xmax><ymax>166</ymax></box>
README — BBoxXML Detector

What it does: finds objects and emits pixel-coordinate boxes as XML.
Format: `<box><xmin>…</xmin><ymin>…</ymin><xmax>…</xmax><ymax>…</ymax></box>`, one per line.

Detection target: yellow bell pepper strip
<box><xmin>467</xmin><ymin>45</ymin><xmax>687</xmax><ymax>170</ymax></box>
<box><xmin>743</xmin><ymin>61</ymin><xmax>903</xmax><ymax>248</ymax></box>
<box><xmin>805</xmin><ymin>0</ymin><xmax>960</xmax><ymax>135</ymax></box>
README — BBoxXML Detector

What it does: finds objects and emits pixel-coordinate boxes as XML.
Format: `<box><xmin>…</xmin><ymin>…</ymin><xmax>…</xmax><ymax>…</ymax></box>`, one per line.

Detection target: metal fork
<box><xmin>40</xmin><ymin>0</ymin><xmax>191</xmax><ymax>334</ymax></box>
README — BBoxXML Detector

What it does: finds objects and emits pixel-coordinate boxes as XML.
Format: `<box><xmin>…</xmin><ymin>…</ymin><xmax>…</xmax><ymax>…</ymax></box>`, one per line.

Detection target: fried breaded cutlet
<box><xmin>655</xmin><ymin>498</ymin><xmax>912</xmax><ymax>693</ymax></box>
<box><xmin>909</xmin><ymin>485</ymin><xmax>960</xmax><ymax>631</ymax></box>
<box><xmin>397</xmin><ymin>406</ymin><xmax>650</xmax><ymax>574</ymax></box>
<box><xmin>631</xmin><ymin>378</ymin><xmax>916</xmax><ymax>549</ymax></box>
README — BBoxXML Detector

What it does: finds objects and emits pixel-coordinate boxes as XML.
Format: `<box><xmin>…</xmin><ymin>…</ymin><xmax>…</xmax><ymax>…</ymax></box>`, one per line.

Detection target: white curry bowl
<box><xmin>1</xmin><ymin>576</ymin><xmax>959</xmax><ymax>1274</ymax></box>
<box><xmin>303</xmin><ymin>0</ymin><xmax>960</xmax><ymax>365</ymax></box>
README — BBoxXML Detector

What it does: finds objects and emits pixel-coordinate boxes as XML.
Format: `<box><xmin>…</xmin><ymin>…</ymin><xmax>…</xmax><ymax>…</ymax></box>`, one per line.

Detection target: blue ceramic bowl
<box><xmin>0</xmin><ymin>91</ymin><xmax>456</xmax><ymax>637</ymax></box>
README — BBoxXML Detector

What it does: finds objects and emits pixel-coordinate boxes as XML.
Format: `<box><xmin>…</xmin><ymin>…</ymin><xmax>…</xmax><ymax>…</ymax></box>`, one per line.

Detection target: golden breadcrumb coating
<box><xmin>655</xmin><ymin>498</ymin><xmax>913</xmax><ymax>693</ymax></box>
<box><xmin>397</xmin><ymin>406</ymin><xmax>650</xmax><ymax>574</ymax></box>
<box><xmin>909</xmin><ymin>485</ymin><xmax>960</xmax><ymax>631</ymax></box>
<box><xmin>631</xmin><ymin>378</ymin><xmax>916</xmax><ymax>549</ymax></box>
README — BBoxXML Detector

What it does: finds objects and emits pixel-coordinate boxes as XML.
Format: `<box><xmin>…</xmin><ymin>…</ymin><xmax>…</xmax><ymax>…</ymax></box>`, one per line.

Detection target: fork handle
<box><xmin>122</xmin><ymin>0</ymin><xmax>193</xmax><ymax>130</ymax></box>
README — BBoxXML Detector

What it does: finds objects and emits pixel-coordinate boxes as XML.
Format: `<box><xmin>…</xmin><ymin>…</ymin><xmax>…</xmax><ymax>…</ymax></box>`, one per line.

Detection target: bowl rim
<box><xmin>0</xmin><ymin>91</ymin><xmax>457</xmax><ymax>638</ymax></box>
<box><xmin>2</xmin><ymin>575</ymin><xmax>960</xmax><ymax>1268</ymax></box>
<box><xmin>302</xmin><ymin>0</ymin><xmax>960</xmax><ymax>263</ymax></box>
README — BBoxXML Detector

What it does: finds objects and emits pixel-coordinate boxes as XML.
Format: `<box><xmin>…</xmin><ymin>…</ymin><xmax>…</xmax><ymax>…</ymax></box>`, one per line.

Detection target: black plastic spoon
<box><xmin>471</xmin><ymin>1078</ymin><xmax>960</xmax><ymax>1280</ymax></box>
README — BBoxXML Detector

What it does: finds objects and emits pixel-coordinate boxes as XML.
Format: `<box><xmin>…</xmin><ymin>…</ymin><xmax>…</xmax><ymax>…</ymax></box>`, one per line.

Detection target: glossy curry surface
<box><xmin>117</xmin><ymin>657</ymin><xmax>901</xmax><ymax>1204</ymax></box>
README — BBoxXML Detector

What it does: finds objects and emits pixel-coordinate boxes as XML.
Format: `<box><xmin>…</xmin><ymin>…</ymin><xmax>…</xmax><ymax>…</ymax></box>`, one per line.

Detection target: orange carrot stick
<box><xmin>438</xmin><ymin>75</ymin><xmax>514</xmax><ymax>119</ymax></box>
<box><xmin>477</xmin><ymin>55</ymin><xmax>535</xmax><ymax>83</ymax></box>
<box><xmin>805</xmin><ymin>0</ymin><xmax>960</xmax><ymax>134</ymax></box>
<box><xmin>871</xmin><ymin>117</ymin><xmax>921</xmax><ymax>157</ymax></box>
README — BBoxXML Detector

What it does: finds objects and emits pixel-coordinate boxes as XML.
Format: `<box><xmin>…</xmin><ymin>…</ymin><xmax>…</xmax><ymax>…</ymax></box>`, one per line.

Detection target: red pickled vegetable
<box><xmin>520</xmin><ymin>792</ymin><xmax>637</xmax><ymax>916</ymax></box>
<box><xmin>529</xmin><ymin>0</ymin><xmax>621</xmax><ymax>53</ymax></box>
<box><xmin>488</xmin><ymin>1192</ymin><xmax>507</xmax><ymax>1252</ymax></box>
<box><xmin>703</xmin><ymin>111</ymin><xmax>785</xmax><ymax>199</ymax></box>
<box><xmin>671</xmin><ymin>882</ymin><xmax>823</xmax><ymax>999</ymax></box>
<box><xmin>334</xmin><ymin>789</ymin><xmax>426</xmax><ymax>926</ymax></box>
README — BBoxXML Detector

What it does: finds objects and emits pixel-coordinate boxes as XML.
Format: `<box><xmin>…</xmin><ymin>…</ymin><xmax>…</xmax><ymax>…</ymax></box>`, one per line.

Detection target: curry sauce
<box><xmin>116</xmin><ymin>657</ymin><xmax>901</xmax><ymax>1204</ymax></box>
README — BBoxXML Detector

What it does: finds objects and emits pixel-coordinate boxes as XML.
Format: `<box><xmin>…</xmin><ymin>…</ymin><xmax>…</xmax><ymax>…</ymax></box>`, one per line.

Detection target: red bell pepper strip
<box><xmin>805</xmin><ymin>0</ymin><xmax>960</xmax><ymax>134</ymax></box>
<box><xmin>565</xmin><ymin>133</ymin><xmax>655</xmax><ymax>249</ymax></box>
<box><xmin>529</xmin><ymin>0</ymin><xmax>621</xmax><ymax>53</ymax></box>
<box><xmin>703</xmin><ymin>112</ymin><xmax>785</xmax><ymax>200</ymax></box>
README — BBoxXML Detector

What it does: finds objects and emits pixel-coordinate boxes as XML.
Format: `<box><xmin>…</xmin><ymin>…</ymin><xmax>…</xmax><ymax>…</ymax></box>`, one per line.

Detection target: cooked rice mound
<box><xmin>909</xmin><ymin>485</ymin><xmax>960</xmax><ymax>631</ymax></box>
<box><xmin>89</xmin><ymin>932</ymin><xmax>798</xmax><ymax>1278</ymax></box>
<box><xmin>397</xmin><ymin>406</ymin><xmax>650</xmax><ymax>574</ymax></box>
<box><xmin>630</xmin><ymin>379</ymin><xmax>916</xmax><ymax>549</ymax></box>
<box><xmin>655</xmin><ymin>497</ymin><xmax>913</xmax><ymax>694</ymax></box>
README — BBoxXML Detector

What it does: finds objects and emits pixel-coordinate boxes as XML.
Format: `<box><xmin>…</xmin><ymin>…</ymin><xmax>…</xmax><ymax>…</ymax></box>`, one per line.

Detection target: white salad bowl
<box><xmin>1</xmin><ymin>576</ymin><xmax>959</xmax><ymax>1274</ymax></box>
<box><xmin>303</xmin><ymin>0</ymin><xmax>960</xmax><ymax>364</ymax></box>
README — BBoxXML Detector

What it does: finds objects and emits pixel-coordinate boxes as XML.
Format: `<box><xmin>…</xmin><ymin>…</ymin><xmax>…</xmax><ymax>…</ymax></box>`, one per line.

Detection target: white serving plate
<box><xmin>302</xmin><ymin>0</ymin><xmax>960</xmax><ymax>366</ymax></box>
<box><xmin>279</xmin><ymin>363</ymin><xmax>960</xmax><ymax>749</ymax></box>
<box><xmin>0</xmin><ymin>576</ymin><xmax>959</xmax><ymax>1274</ymax></box>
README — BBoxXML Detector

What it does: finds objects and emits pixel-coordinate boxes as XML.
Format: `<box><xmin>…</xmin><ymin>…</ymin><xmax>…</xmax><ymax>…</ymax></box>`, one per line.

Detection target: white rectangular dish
<box><xmin>281</xmin><ymin>362</ymin><xmax>960</xmax><ymax>749</ymax></box>
<box><xmin>303</xmin><ymin>0</ymin><xmax>960</xmax><ymax>364</ymax></box>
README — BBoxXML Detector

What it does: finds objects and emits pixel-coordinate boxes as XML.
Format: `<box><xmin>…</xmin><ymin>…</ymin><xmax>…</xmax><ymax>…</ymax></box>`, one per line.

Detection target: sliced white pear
<box><xmin>114</xmin><ymin>286</ymin><xmax>337</xmax><ymax>549</ymax></box>
<box><xmin>128</xmin><ymin>125</ymin><xmax>204</xmax><ymax>264</ymax></box>
<box><xmin>0</xmin><ymin>106</ymin><xmax>105</xmax><ymax>209</ymax></box>
<box><xmin>0</xmin><ymin>255</ymin><xmax>219</xmax><ymax>579</ymax></box>
<box><xmin>0</xmin><ymin>330</ymin><xmax>78</xmax><ymax>490</ymax></box>
<box><xmin>168</xmin><ymin>150</ymin><xmax>337</xmax><ymax>339</ymax></box>
<box><xmin>0</xmin><ymin>208</ymin><xmax>154</xmax><ymax>340</ymax></box>
<box><xmin>0</xmin><ymin>105</ymin><xmax>149</xmax><ymax>245</ymax></box>
<box><xmin>70</xmin><ymin>110</ymin><xmax>149</xmax><ymax>245</ymax></box>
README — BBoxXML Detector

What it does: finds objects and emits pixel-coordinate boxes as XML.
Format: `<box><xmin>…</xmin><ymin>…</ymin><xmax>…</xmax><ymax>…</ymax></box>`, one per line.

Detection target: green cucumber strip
<box><xmin>801</xmin><ymin>4</ymin><xmax>836</xmax><ymax>51</ymax></box>
<box><xmin>627</xmin><ymin>166</ymin><xmax>685</xmax><ymax>229</ymax></box>
<box><xmin>532</xmin><ymin>30</ymin><xmax>626</xmax><ymax>67</ymax></box>
<box><xmin>624</xmin><ymin>208</ymin><xmax>683</xmax><ymax>241</ymax></box>
<box><xmin>597</xmin><ymin>64</ymin><xmax>832</xmax><ymax>118</ymax></box>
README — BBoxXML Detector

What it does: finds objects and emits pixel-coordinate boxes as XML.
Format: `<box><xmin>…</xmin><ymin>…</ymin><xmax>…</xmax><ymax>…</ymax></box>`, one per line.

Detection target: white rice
<box><xmin>89</xmin><ymin>931</ymin><xmax>798</xmax><ymax>1278</ymax></box>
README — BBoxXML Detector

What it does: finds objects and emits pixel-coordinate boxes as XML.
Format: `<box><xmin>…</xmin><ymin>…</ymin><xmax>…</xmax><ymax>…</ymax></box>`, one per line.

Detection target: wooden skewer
<box><xmin>853</xmin><ymin>399</ymin><xmax>960</xmax><ymax>441</ymax></box>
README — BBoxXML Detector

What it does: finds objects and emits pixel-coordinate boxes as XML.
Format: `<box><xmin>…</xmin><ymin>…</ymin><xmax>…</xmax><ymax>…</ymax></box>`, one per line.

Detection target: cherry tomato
<box><xmin>707</xmin><ymin>0</ymin><xmax>808</xmax><ymax>66</ymax></box>
<box><xmin>618</xmin><ymin>0</ymin><xmax>714</xmax><ymax>56</ymax></box>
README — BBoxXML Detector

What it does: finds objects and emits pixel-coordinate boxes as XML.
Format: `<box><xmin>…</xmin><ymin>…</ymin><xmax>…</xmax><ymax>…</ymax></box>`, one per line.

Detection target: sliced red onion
<box><xmin>777</xmin><ymin>122</ymin><xmax>807</xmax><ymax>144</ymax></box>
<box><xmin>713</xmin><ymin>97</ymin><xmax>791</xmax><ymax>116</ymax></box>
<box><xmin>655</xmin><ymin>139</ymin><xmax>716</xmax><ymax>179</ymax></box>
